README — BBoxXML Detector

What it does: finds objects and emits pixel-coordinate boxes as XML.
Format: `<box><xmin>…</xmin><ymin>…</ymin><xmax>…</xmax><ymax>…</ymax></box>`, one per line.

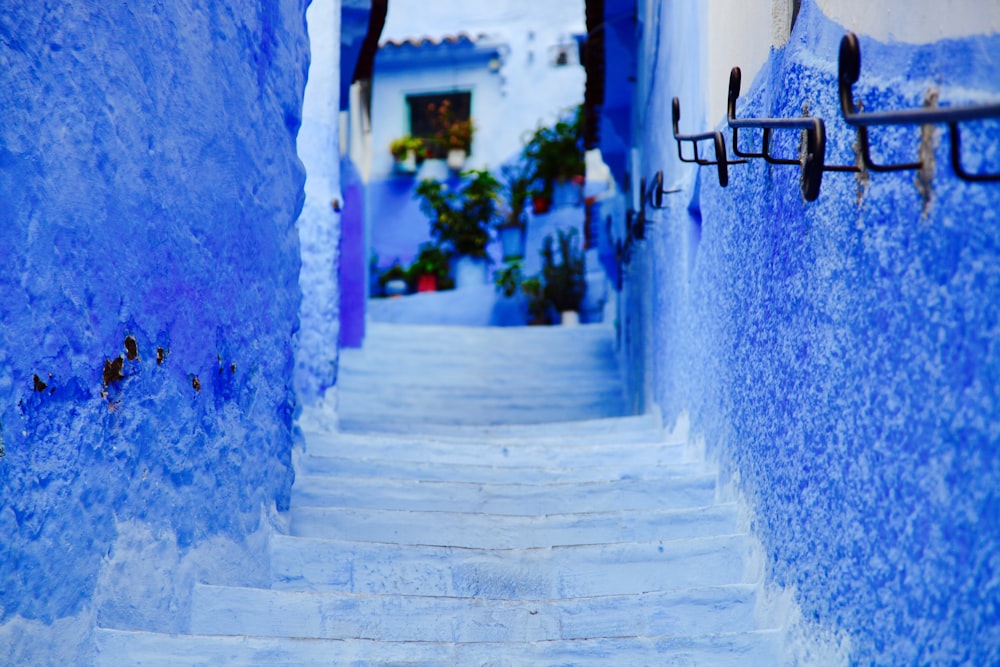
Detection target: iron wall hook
<box><xmin>839</xmin><ymin>32</ymin><xmax>1000</xmax><ymax>181</ymax></box>
<box><xmin>672</xmin><ymin>97</ymin><xmax>746</xmax><ymax>187</ymax></box>
<box><xmin>728</xmin><ymin>66</ymin><xmax>859</xmax><ymax>202</ymax></box>
<box><xmin>644</xmin><ymin>170</ymin><xmax>679</xmax><ymax>209</ymax></box>
<box><xmin>630</xmin><ymin>172</ymin><xmax>681</xmax><ymax>241</ymax></box>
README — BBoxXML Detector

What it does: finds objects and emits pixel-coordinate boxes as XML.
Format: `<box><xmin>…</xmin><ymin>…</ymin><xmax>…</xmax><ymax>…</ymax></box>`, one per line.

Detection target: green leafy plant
<box><xmin>389</xmin><ymin>135</ymin><xmax>425</xmax><ymax>161</ymax></box>
<box><xmin>377</xmin><ymin>261</ymin><xmax>409</xmax><ymax>289</ymax></box>
<box><xmin>493</xmin><ymin>261</ymin><xmax>524</xmax><ymax>298</ymax></box>
<box><xmin>521</xmin><ymin>276</ymin><xmax>548</xmax><ymax>323</ymax></box>
<box><xmin>500</xmin><ymin>162</ymin><xmax>533</xmax><ymax>229</ymax></box>
<box><xmin>415</xmin><ymin>169</ymin><xmax>502</xmax><ymax>259</ymax></box>
<box><xmin>407</xmin><ymin>243</ymin><xmax>453</xmax><ymax>289</ymax></box>
<box><xmin>522</xmin><ymin>106</ymin><xmax>585</xmax><ymax>201</ymax></box>
<box><xmin>494</xmin><ymin>263</ymin><xmax>549</xmax><ymax>323</ymax></box>
<box><xmin>540</xmin><ymin>228</ymin><xmax>586</xmax><ymax>313</ymax></box>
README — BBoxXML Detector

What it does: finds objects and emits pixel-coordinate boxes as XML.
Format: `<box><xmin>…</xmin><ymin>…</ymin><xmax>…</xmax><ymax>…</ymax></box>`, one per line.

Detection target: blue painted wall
<box><xmin>0</xmin><ymin>0</ymin><xmax>308</xmax><ymax>656</ymax></box>
<box><xmin>631</xmin><ymin>0</ymin><xmax>999</xmax><ymax>662</ymax></box>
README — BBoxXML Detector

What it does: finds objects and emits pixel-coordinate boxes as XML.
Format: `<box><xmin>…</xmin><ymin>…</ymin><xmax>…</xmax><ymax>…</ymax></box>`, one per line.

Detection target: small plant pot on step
<box><xmin>560</xmin><ymin>310</ymin><xmax>580</xmax><ymax>326</ymax></box>
<box><xmin>446</xmin><ymin>149</ymin><xmax>467</xmax><ymax>171</ymax></box>
<box><xmin>416</xmin><ymin>274</ymin><xmax>438</xmax><ymax>293</ymax></box>
<box><xmin>498</xmin><ymin>225</ymin><xmax>526</xmax><ymax>262</ymax></box>
<box><xmin>453</xmin><ymin>256</ymin><xmax>488</xmax><ymax>289</ymax></box>
<box><xmin>394</xmin><ymin>150</ymin><xmax>417</xmax><ymax>174</ymax></box>
<box><xmin>384</xmin><ymin>279</ymin><xmax>408</xmax><ymax>297</ymax></box>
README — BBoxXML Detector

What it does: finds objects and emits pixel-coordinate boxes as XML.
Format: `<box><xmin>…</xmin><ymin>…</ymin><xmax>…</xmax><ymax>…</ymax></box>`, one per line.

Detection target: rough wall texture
<box><xmin>0</xmin><ymin>0</ymin><xmax>308</xmax><ymax>646</ymax></box>
<box><xmin>641</xmin><ymin>0</ymin><xmax>999</xmax><ymax>663</ymax></box>
<box><xmin>295</xmin><ymin>0</ymin><xmax>342</xmax><ymax>401</ymax></box>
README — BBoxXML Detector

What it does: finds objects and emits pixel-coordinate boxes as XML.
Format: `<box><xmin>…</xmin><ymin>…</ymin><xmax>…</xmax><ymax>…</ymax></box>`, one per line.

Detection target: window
<box><xmin>549</xmin><ymin>43</ymin><xmax>578</xmax><ymax>67</ymax></box>
<box><xmin>406</xmin><ymin>91</ymin><xmax>472</xmax><ymax>157</ymax></box>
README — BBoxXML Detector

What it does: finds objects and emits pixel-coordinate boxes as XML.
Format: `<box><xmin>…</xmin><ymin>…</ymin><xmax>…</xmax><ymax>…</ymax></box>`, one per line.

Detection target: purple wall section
<box><xmin>339</xmin><ymin>158</ymin><xmax>366</xmax><ymax>348</ymax></box>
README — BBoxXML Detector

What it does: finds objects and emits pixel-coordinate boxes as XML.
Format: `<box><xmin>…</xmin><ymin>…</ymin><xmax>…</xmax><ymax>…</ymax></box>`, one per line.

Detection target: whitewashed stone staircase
<box><xmin>95</xmin><ymin>323</ymin><xmax>780</xmax><ymax>665</ymax></box>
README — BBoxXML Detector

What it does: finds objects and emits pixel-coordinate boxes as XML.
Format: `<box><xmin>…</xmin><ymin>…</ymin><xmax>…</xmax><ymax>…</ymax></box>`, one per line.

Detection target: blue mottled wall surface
<box><xmin>641</xmin><ymin>1</ymin><xmax>999</xmax><ymax>663</ymax></box>
<box><xmin>0</xmin><ymin>0</ymin><xmax>308</xmax><ymax>631</ymax></box>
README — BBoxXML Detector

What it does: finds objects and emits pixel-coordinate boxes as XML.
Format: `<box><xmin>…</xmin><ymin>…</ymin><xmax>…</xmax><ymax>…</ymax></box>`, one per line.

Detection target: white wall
<box><xmin>815</xmin><ymin>0</ymin><xmax>1000</xmax><ymax>43</ymax></box>
<box><xmin>371</xmin><ymin>0</ymin><xmax>586</xmax><ymax>176</ymax></box>
<box><xmin>295</xmin><ymin>0</ymin><xmax>342</xmax><ymax>407</ymax></box>
<box><xmin>370</xmin><ymin>56</ymin><xmax>507</xmax><ymax>178</ymax></box>
<box><xmin>685</xmin><ymin>0</ymin><xmax>1000</xmax><ymax>133</ymax></box>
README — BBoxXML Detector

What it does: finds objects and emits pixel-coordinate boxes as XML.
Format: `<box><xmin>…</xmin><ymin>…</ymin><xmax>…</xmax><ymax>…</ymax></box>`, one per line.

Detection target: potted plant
<box><xmin>493</xmin><ymin>260</ymin><xmax>524</xmax><ymax>298</ymax></box>
<box><xmin>415</xmin><ymin>169</ymin><xmax>501</xmax><ymax>288</ymax></box>
<box><xmin>407</xmin><ymin>242</ymin><xmax>452</xmax><ymax>293</ymax></box>
<box><xmin>378</xmin><ymin>261</ymin><xmax>410</xmax><ymax>297</ymax></box>
<box><xmin>498</xmin><ymin>163</ymin><xmax>532</xmax><ymax>262</ymax></box>
<box><xmin>389</xmin><ymin>135</ymin><xmax>424</xmax><ymax>174</ymax></box>
<box><xmin>493</xmin><ymin>262</ymin><xmax>550</xmax><ymax>325</ymax></box>
<box><xmin>426</xmin><ymin>99</ymin><xmax>475</xmax><ymax>171</ymax></box>
<box><xmin>540</xmin><ymin>228</ymin><xmax>586</xmax><ymax>325</ymax></box>
<box><xmin>522</xmin><ymin>106</ymin><xmax>585</xmax><ymax>212</ymax></box>
<box><xmin>521</xmin><ymin>276</ymin><xmax>548</xmax><ymax>325</ymax></box>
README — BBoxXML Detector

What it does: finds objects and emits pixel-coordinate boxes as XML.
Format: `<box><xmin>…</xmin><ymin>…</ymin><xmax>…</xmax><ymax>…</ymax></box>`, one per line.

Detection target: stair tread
<box><xmin>303</xmin><ymin>425</ymin><xmax>671</xmax><ymax>445</ymax></box>
<box><xmin>96</xmin><ymin>627</ymin><xmax>782</xmax><ymax>667</ymax></box>
<box><xmin>268</xmin><ymin>533</ymin><xmax>751</xmax><ymax>596</ymax></box>
<box><xmin>290</xmin><ymin>474</ymin><xmax>717</xmax><ymax>514</ymax></box>
<box><xmin>189</xmin><ymin>583</ymin><xmax>760</xmax><ymax>641</ymax></box>
<box><xmin>295</xmin><ymin>453</ymin><xmax>706</xmax><ymax>483</ymax></box>
<box><xmin>331</xmin><ymin>411</ymin><xmax>655</xmax><ymax>436</ymax></box>
<box><xmin>302</xmin><ymin>436</ymin><xmax>687</xmax><ymax>468</ymax></box>
<box><xmin>289</xmin><ymin>504</ymin><xmax>740</xmax><ymax>548</ymax></box>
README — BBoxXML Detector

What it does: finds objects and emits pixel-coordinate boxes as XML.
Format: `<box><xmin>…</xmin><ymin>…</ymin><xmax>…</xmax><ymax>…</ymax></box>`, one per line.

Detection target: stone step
<box><xmin>295</xmin><ymin>452</ymin><xmax>707</xmax><ymax>484</ymax></box>
<box><xmin>289</xmin><ymin>504</ymin><xmax>740</xmax><ymax>548</ymax></box>
<box><xmin>302</xmin><ymin>432</ymin><xmax>687</xmax><ymax>468</ymax></box>
<box><xmin>335</xmin><ymin>400</ymin><xmax>627</xmax><ymax>427</ymax></box>
<box><xmin>189</xmin><ymin>583</ymin><xmax>758</xmax><ymax>642</ymax></box>
<box><xmin>341</xmin><ymin>354</ymin><xmax>620</xmax><ymax>370</ymax></box>
<box><xmin>95</xmin><ymin>628</ymin><xmax>782</xmax><ymax>666</ymax></box>
<box><xmin>338</xmin><ymin>384</ymin><xmax>624</xmax><ymax>405</ymax></box>
<box><xmin>352</xmin><ymin>322</ymin><xmax>618</xmax><ymax>350</ymax></box>
<box><xmin>290</xmin><ymin>474</ymin><xmax>717</xmax><ymax>514</ymax></box>
<box><xmin>338</xmin><ymin>384</ymin><xmax>623</xmax><ymax>405</ymax></box>
<box><xmin>337</xmin><ymin>368</ymin><xmax>622</xmax><ymax>389</ymax></box>
<box><xmin>327</xmin><ymin>412</ymin><xmax>662</xmax><ymax>440</ymax></box>
<box><xmin>268</xmin><ymin>534</ymin><xmax>750</xmax><ymax>597</ymax></box>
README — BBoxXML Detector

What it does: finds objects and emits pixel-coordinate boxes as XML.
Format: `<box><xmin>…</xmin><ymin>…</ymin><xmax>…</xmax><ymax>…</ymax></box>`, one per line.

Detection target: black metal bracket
<box><xmin>839</xmin><ymin>32</ymin><xmax>1000</xmax><ymax>181</ymax></box>
<box><xmin>728</xmin><ymin>67</ymin><xmax>859</xmax><ymax>201</ymax></box>
<box><xmin>672</xmin><ymin>97</ymin><xmax>746</xmax><ymax>187</ymax></box>
<box><xmin>644</xmin><ymin>170</ymin><xmax>680</xmax><ymax>210</ymax></box>
<box><xmin>628</xmin><ymin>172</ymin><xmax>681</xmax><ymax>242</ymax></box>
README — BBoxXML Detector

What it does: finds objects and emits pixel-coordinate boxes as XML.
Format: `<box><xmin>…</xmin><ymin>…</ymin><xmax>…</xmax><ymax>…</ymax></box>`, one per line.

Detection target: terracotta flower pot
<box><xmin>416</xmin><ymin>274</ymin><xmax>438</xmax><ymax>293</ymax></box>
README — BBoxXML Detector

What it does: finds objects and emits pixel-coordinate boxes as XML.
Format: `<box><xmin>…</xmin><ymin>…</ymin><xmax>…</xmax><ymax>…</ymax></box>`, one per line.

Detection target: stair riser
<box><xmin>335</xmin><ymin>404</ymin><xmax>627</xmax><ymax>426</ymax></box>
<box><xmin>339</xmin><ymin>358</ymin><xmax>622</xmax><ymax>374</ymax></box>
<box><xmin>339</xmin><ymin>389</ymin><xmax>623</xmax><ymax>402</ymax></box>
<box><xmin>314</xmin><ymin>412</ymin><xmax>661</xmax><ymax>441</ymax></box>
<box><xmin>269</xmin><ymin>535</ymin><xmax>750</xmax><ymax>598</ymax></box>
<box><xmin>303</xmin><ymin>439</ymin><xmax>688</xmax><ymax>468</ymax></box>
<box><xmin>289</xmin><ymin>505</ymin><xmax>739</xmax><ymax>548</ymax></box>
<box><xmin>305</xmin><ymin>428</ymin><xmax>672</xmax><ymax>448</ymax></box>
<box><xmin>290</xmin><ymin>476</ymin><xmax>717</xmax><ymax>514</ymax></box>
<box><xmin>189</xmin><ymin>584</ymin><xmax>757</xmax><ymax>642</ymax></box>
<box><xmin>295</xmin><ymin>455</ymin><xmax>706</xmax><ymax>484</ymax></box>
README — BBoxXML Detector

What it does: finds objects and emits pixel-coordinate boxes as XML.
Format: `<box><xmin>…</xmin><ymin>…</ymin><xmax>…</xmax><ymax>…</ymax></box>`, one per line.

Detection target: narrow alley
<box><xmin>95</xmin><ymin>323</ymin><xmax>779</xmax><ymax>664</ymax></box>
